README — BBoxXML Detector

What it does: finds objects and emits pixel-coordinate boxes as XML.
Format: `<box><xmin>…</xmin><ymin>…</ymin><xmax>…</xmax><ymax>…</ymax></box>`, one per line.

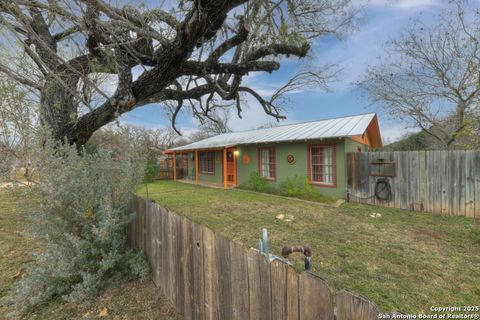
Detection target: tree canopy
<box><xmin>0</xmin><ymin>0</ymin><xmax>357</xmax><ymax>146</ymax></box>
<box><xmin>358</xmin><ymin>1</ymin><xmax>480</xmax><ymax>149</ymax></box>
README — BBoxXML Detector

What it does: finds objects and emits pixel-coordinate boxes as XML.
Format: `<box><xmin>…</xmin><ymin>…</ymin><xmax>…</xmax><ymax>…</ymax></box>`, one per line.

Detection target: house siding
<box><xmin>184</xmin><ymin>138</ymin><xmax>367</xmax><ymax>198</ymax></box>
<box><xmin>237</xmin><ymin>139</ymin><xmax>359</xmax><ymax>198</ymax></box>
<box><xmin>345</xmin><ymin>138</ymin><xmax>369</xmax><ymax>153</ymax></box>
<box><xmin>187</xmin><ymin>150</ymin><xmax>223</xmax><ymax>183</ymax></box>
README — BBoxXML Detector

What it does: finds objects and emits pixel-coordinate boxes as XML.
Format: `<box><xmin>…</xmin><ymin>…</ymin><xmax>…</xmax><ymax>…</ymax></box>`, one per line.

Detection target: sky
<box><xmin>119</xmin><ymin>0</ymin><xmax>449</xmax><ymax>144</ymax></box>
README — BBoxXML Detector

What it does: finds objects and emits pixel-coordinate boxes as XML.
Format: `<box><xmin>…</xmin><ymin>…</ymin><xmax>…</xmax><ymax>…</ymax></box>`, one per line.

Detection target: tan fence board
<box><xmin>191</xmin><ymin>222</ymin><xmax>205</xmax><ymax>320</ymax></box>
<box><xmin>160</xmin><ymin>206</ymin><xmax>169</xmax><ymax>296</ymax></box>
<box><xmin>217</xmin><ymin>234</ymin><xmax>233</xmax><ymax>320</ymax></box>
<box><xmin>181</xmin><ymin>217</ymin><xmax>194</xmax><ymax>320</ymax></box>
<box><xmin>230</xmin><ymin>241</ymin><xmax>250</xmax><ymax>320</ymax></box>
<box><xmin>247</xmin><ymin>250</ymin><xmax>271</xmax><ymax>320</ymax></box>
<box><xmin>153</xmin><ymin>204</ymin><xmax>162</xmax><ymax>287</ymax></box>
<box><xmin>299</xmin><ymin>272</ymin><xmax>334</xmax><ymax>320</ymax></box>
<box><xmin>203</xmin><ymin>227</ymin><xmax>219</xmax><ymax>320</ymax></box>
<box><xmin>336</xmin><ymin>290</ymin><xmax>380</xmax><ymax>320</ymax></box>
<box><xmin>175</xmin><ymin>214</ymin><xmax>185</xmax><ymax>313</ymax></box>
<box><xmin>167</xmin><ymin>210</ymin><xmax>177</xmax><ymax>307</ymax></box>
<box><xmin>286</xmin><ymin>266</ymin><xmax>299</xmax><ymax>320</ymax></box>
<box><xmin>347</xmin><ymin>151</ymin><xmax>480</xmax><ymax>217</ymax></box>
<box><xmin>270</xmin><ymin>260</ymin><xmax>287</xmax><ymax>320</ymax></box>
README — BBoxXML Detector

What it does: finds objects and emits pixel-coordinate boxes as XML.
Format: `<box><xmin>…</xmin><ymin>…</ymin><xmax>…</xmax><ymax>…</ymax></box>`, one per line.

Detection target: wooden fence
<box><xmin>126</xmin><ymin>195</ymin><xmax>387</xmax><ymax>320</ymax></box>
<box><xmin>346</xmin><ymin>150</ymin><xmax>480</xmax><ymax>217</ymax></box>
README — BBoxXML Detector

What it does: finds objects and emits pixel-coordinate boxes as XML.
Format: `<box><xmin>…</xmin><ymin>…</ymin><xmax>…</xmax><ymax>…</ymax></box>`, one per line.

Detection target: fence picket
<box><xmin>203</xmin><ymin>227</ymin><xmax>220</xmax><ymax>320</ymax></box>
<box><xmin>192</xmin><ymin>222</ymin><xmax>205</xmax><ymax>320</ymax></box>
<box><xmin>230</xmin><ymin>241</ymin><xmax>250</xmax><ymax>320</ymax></box>
<box><xmin>125</xmin><ymin>196</ymin><xmax>416</xmax><ymax>320</ymax></box>
<box><xmin>346</xmin><ymin>151</ymin><xmax>479</xmax><ymax>217</ymax></box>
<box><xmin>286</xmin><ymin>265</ymin><xmax>299</xmax><ymax>320</ymax></box>
<box><xmin>270</xmin><ymin>260</ymin><xmax>287</xmax><ymax>320</ymax></box>
<box><xmin>465</xmin><ymin>151</ymin><xmax>475</xmax><ymax>218</ymax></box>
<box><xmin>217</xmin><ymin>234</ymin><xmax>233</xmax><ymax>320</ymax></box>
<box><xmin>181</xmin><ymin>216</ymin><xmax>194</xmax><ymax>320</ymax></box>
<box><xmin>475</xmin><ymin>152</ymin><xmax>480</xmax><ymax>220</ymax></box>
<box><xmin>247</xmin><ymin>249</ymin><xmax>271</xmax><ymax>320</ymax></box>
<box><xmin>336</xmin><ymin>290</ymin><xmax>380</xmax><ymax>320</ymax></box>
<box><xmin>299</xmin><ymin>272</ymin><xmax>334</xmax><ymax>320</ymax></box>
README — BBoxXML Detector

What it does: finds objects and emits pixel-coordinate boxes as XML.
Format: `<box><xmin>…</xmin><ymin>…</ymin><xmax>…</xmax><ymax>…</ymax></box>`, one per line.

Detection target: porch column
<box><xmin>173</xmin><ymin>152</ymin><xmax>177</xmax><ymax>181</ymax></box>
<box><xmin>223</xmin><ymin>148</ymin><xmax>227</xmax><ymax>189</ymax></box>
<box><xmin>195</xmin><ymin>150</ymin><xmax>199</xmax><ymax>185</ymax></box>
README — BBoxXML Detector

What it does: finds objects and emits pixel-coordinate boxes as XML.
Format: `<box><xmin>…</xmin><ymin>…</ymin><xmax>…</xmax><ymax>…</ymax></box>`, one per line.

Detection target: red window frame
<box><xmin>258</xmin><ymin>147</ymin><xmax>276</xmax><ymax>180</ymax></box>
<box><xmin>199</xmin><ymin>151</ymin><xmax>215</xmax><ymax>174</ymax></box>
<box><xmin>307</xmin><ymin>144</ymin><xmax>337</xmax><ymax>187</ymax></box>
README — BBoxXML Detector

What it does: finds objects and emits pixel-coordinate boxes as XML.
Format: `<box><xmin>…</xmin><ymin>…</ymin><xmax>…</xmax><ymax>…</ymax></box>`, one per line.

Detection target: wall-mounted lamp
<box><xmin>233</xmin><ymin>150</ymin><xmax>239</xmax><ymax>156</ymax></box>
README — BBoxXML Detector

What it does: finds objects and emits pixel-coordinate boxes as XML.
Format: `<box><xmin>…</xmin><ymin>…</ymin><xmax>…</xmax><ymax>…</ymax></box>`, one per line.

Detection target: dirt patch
<box><xmin>412</xmin><ymin>227</ymin><xmax>445</xmax><ymax>240</ymax></box>
<box><xmin>212</xmin><ymin>202</ymin><xmax>245</xmax><ymax>214</ymax></box>
<box><xmin>80</xmin><ymin>280</ymin><xmax>180</xmax><ymax>320</ymax></box>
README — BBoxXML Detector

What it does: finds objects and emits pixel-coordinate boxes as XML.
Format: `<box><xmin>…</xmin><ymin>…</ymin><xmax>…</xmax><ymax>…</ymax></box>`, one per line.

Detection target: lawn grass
<box><xmin>0</xmin><ymin>189</ymin><xmax>180</xmax><ymax>320</ymax></box>
<box><xmin>138</xmin><ymin>180</ymin><xmax>480</xmax><ymax>314</ymax></box>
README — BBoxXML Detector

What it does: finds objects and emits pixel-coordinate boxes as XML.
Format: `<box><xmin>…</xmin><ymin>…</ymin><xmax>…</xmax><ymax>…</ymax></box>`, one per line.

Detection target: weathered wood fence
<box><xmin>346</xmin><ymin>151</ymin><xmax>480</xmax><ymax>217</ymax></box>
<box><xmin>126</xmin><ymin>195</ymin><xmax>386</xmax><ymax>320</ymax></box>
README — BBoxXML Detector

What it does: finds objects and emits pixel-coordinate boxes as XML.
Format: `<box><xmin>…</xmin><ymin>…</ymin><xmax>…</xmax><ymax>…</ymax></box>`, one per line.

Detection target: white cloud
<box><xmin>367</xmin><ymin>0</ymin><xmax>435</xmax><ymax>9</ymax></box>
<box><xmin>380</xmin><ymin>123</ymin><xmax>420</xmax><ymax>144</ymax></box>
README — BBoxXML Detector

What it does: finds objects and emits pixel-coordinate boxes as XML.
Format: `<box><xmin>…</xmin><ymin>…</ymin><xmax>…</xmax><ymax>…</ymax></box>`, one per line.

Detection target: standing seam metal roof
<box><xmin>168</xmin><ymin>112</ymin><xmax>378</xmax><ymax>152</ymax></box>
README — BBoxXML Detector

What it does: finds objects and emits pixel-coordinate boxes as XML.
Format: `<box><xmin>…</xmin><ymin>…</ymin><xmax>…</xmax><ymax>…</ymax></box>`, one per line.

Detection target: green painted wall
<box><xmin>186</xmin><ymin>150</ymin><xmax>224</xmax><ymax>183</ymax></box>
<box><xmin>237</xmin><ymin>138</ymin><xmax>368</xmax><ymax>199</ymax></box>
<box><xmin>185</xmin><ymin>138</ymin><xmax>368</xmax><ymax>198</ymax></box>
<box><xmin>344</xmin><ymin>138</ymin><xmax>369</xmax><ymax>153</ymax></box>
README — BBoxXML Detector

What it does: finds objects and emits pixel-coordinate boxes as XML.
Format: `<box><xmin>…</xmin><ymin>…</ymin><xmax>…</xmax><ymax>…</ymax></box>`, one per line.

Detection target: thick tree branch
<box><xmin>0</xmin><ymin>65</ymin><xmax>41</xmax><ymax>89</ymax></box>
<box><xmin>182</xmin><ymin>60</ymin><xmax>280</xmax><ymax>75</ymax></box>
<box><xmin>247</xmin><ymin>42</ymin><xmax>311</xmax><ymax>61</ymax></box>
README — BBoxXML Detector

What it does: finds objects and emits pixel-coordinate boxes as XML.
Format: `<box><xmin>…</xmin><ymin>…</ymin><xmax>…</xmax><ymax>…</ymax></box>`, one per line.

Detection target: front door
<box><xmin>226</xmin><ymin>148</ymin><xmax>237</xmax><ymax>186</ymax></box>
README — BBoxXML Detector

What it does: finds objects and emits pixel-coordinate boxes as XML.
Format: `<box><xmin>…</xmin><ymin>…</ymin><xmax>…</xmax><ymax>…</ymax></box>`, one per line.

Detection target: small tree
<box><xmin>0</xmin><ymin>79</ymin><xmax>37</xmax><ymax>180</ymax></box>
<box><xmin>0</xmin><ymin>87</ymin><xmax>152</xmax><ymax>315</ymax></box>
<box><xmin>189</xmin><ymin>109</ymin><xmax>232</xmax><ymax>142</ymax></box>
<box><xmin>4</xmin><ymin>129</ymin><xmax>150</xmax><ymax>316</ymax></box>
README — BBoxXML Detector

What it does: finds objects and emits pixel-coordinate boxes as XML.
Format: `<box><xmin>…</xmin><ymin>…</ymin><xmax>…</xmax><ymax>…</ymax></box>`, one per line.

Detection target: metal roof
<box><xmin>168</xmin><ymin>113</ymin><xmax>378</xmax><ymax>152</ymax></box>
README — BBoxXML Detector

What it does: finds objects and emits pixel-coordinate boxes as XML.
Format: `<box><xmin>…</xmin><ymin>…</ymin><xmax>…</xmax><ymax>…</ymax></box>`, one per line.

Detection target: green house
<box><xmin>165</xmin><ymin>113</ymin><xmax>382</xmax><ymax>198</ymax></box>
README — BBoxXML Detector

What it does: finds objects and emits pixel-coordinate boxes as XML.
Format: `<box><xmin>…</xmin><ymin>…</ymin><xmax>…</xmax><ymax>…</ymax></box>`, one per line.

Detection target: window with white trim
<box><xmin>258</xmin><ymin>147</ymin><xmax>276</xmax><ymax>180</ymax></box>
<box><xmin>310</xmin><ymin>145</ymin><xmax>335</xmax><ymax>185</ymax></box>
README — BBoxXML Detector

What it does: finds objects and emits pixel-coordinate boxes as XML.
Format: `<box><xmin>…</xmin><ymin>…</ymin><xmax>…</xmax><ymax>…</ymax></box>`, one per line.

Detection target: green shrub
<box><xmin>248</xmin><ymin>172</ymin><xmax>269</xmax><ymax>192</ymax></box>
<box><xmin>281</xmin><ymin>175</ymin><xmax>334</xmax><ymax>203</ymax></box>
<box><xmin>5</xmin><ymin>130</ymin><xmax>150</xmax><ymax>315</ymax></box>
<box><xmin>144</xmin><ymin>151</ymin><xmax>159</xmax><ymax>183</ymax></box>
<box><xmin>283</xmin><ymin>175</ymin><xmax>301</xmax><ymax>196</ymax></box>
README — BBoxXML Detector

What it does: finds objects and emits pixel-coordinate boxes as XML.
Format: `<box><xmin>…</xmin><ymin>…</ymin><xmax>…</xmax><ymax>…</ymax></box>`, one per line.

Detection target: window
<box><xmin>258</xmin><ymin>147</ymin><xmax>276</xmax><ymax>180</ymax></box>
<box><xmin>308</xmin><ymin>145</ymin><xmax>336</xmax><ymax>186</ymax></box>
<box><xmin>199</xmin><ymin>152</ymin><xmax>215</xmax><ymax>174</ymax></box>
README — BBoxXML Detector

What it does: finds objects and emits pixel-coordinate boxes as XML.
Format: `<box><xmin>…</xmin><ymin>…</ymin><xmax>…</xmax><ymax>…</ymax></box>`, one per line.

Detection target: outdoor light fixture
<box><xmin>233</xmin><ymin>150</ymin><xmax>239</xmax><ymax>156</ymax></box>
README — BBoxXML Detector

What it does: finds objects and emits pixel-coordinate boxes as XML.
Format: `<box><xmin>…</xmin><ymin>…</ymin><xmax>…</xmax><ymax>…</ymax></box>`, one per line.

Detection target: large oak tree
<box><xmin>0</xmin><ymin>0</ymin><xmax>356</xmax><ymax>146</ymax></box>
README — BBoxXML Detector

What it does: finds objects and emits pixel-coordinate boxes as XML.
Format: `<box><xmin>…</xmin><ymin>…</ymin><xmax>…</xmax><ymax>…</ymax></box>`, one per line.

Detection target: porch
<box><xmin>167</xmin><ymin>147</ymin><xmax>238</xmax><ymax>189</ymax></box>
<box><xmin>175</xmin><ymin>178</ymin><xmax>235</xmax><ymax>189</ymax></box>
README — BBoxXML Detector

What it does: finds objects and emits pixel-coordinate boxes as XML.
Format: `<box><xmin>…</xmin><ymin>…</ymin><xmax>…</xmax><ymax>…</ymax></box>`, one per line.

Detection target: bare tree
<box><xmin>0</xmin><ymin>0</ymin><xmax>358</xmax><ymax>146</ymax></box>
<box><xmin>146</xmin><ymin>127</ymin><xmax>180</xmax><ymax>150</ymax></box>
<box><xmin>256</xmin><ymin>121</ymin><xmax>280</xmax><ymax>129</ymax></box>
<box><xmin>0</xmin><ymin>79</ymin><xmax>37</xmax><ymax>180</ymax></box>
<box><xmin>189</xmin><ymin>108</ymin><xmax>232</xmax><ymax>142</ymax></box>
<box><xmin>358</xmin><ymin>1</ymin><xmax>480</xmax><ymax>148</ymax></box>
